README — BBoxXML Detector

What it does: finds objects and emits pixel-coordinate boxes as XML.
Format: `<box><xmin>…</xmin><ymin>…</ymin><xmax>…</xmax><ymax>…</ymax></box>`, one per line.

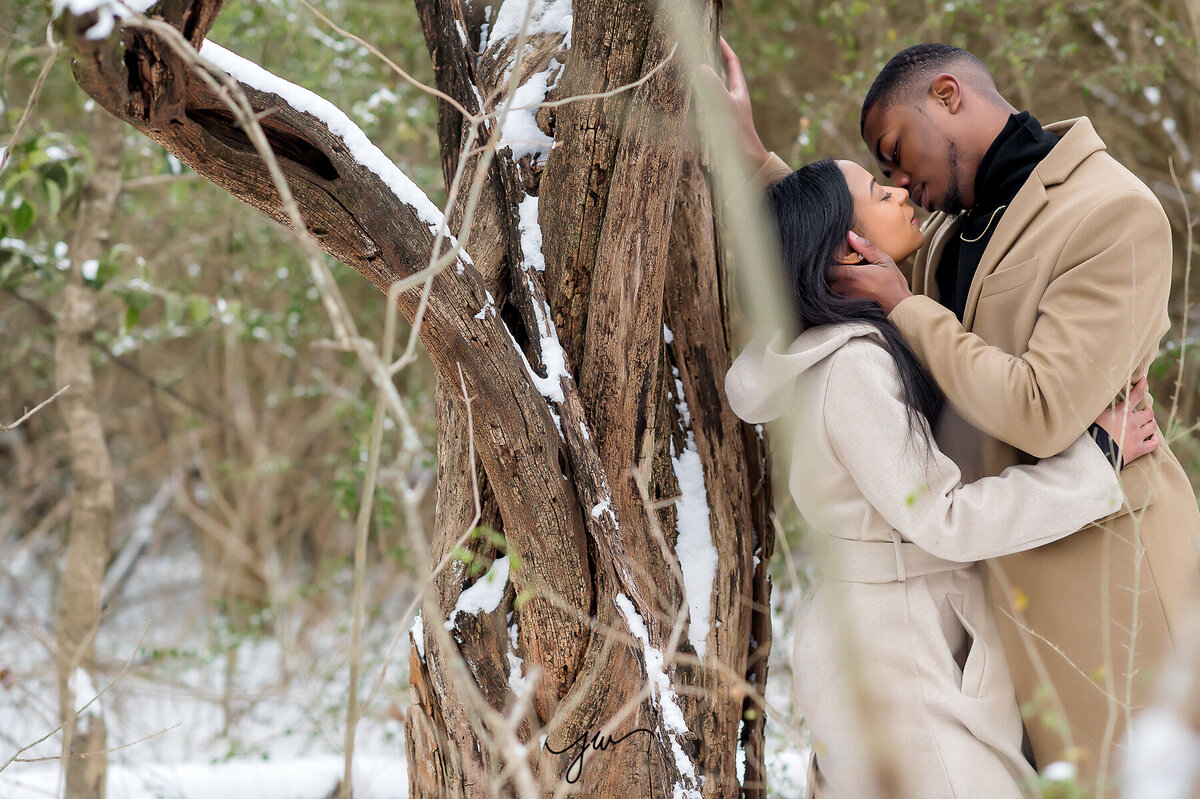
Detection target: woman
<box><xmin>724</xmin><ymin>159</ymin><xmax>1158</xmax><ymax>799</ymax></box>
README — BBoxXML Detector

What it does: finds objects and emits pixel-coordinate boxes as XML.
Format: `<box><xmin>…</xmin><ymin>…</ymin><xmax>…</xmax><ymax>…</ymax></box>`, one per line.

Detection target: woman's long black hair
<box><xmin>766</xmin><ymin>159</ymin><xmax>944</xmax><ymax>435</ymax></box>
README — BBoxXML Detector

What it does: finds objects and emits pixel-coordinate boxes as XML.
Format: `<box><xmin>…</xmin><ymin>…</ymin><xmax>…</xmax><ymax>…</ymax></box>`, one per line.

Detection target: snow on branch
<box><xmin>614</xmin><ymin>594</ymin><xmax>703</xmax><ymax>799</ymax></box>
<box><xmin>51</xmin><ymin>0</ymin><xmax>156</xmax><ymax>41</ymax></box>
<box><xmin>484</xmin><ymin>0</ymin><xmax>571</xmax><ymax>163</ymax></box>
<box><xmin>445</xmin><ymin>554</ymin><xmax>511</xmax><ymax>629</ymax></box>
<box><xmin>486</xmin><ymin>0</ymin><xmax>572</xmax><ymax>51</ymax></box>
<box><xmin>667</xmin><ymin>353</ymin><xmax>717</xmax><ymax>661</ymax></box>
<box><xmin>199</xmin><ymin>40</ymin><xmax>466</xmax><ymax>256</ymax></box>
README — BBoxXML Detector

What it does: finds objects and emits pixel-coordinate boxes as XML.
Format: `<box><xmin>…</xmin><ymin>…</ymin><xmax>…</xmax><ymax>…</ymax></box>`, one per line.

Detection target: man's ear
<box><xmin>930</xmin><ymin>73</ymin><xmax>964</xmax><ymax>114</ymax></box>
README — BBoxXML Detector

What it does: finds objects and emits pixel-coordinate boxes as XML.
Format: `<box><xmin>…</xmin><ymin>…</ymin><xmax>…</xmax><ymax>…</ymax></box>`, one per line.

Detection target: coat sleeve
<box><xmin>822</xmin><ymin>340</ymin><xmax>1124</xmax><ymax>562</ymax></box>
<box><xmin>724</xmin><ymin>152</ymin><xmax>793</xmax><ymax>207</ymax></box>
<box><xmin>887</xmin><ymin>190</ymin><xmax>1172</xmax><ymax>458</ymax></box>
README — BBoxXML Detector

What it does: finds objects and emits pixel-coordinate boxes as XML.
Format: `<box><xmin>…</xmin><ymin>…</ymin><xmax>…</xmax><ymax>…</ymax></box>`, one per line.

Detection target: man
<box><xmin>707</xmin><ymin>40</ymin><xmax>1200</xmax><ymax>788</ymax></box>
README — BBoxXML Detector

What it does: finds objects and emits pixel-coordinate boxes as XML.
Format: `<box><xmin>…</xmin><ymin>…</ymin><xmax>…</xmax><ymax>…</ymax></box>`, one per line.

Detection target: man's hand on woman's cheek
<box><xmin>830</xmin><ymin>231</ymin><xmax>913</xmax><ymax>314</ymax></box>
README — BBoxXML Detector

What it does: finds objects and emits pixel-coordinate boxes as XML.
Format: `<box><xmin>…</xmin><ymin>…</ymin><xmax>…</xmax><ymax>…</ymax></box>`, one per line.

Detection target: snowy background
<box><xmin>0</xmin><ymin>536</ymin><xmax>811</xmax><ymax>798</ymax></box>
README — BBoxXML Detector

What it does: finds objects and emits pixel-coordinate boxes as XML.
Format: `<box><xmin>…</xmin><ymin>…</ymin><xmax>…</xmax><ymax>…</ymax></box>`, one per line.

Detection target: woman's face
<box><xmin>836</xmin><ymin>160</ymin><xmax>924</xmax><ymax>263</ymax></box>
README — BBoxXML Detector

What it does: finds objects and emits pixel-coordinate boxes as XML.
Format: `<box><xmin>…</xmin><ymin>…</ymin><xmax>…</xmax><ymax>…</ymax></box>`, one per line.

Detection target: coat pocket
<box><xmin>977</xmin><ymin>256</ymin><xmax>1040</xmax><ymax>300</ymax></box>
<box><xmin>946</xmin><ymin>592</ymin><xmax>987</xmax><ymax>698</ymax></box>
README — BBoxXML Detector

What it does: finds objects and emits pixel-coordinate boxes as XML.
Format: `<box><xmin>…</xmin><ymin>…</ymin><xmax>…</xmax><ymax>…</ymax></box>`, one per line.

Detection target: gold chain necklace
<box><xmin>960</xmin><ymin>204</ymin><xmax>1008</xmax><ymax>243</ymax></box>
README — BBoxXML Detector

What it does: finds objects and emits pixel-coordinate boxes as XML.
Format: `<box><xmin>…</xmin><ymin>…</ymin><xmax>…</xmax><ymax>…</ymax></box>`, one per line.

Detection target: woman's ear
<box><xmin>836</xmin><ymin>246</ymin><xmax>866</xmax><ymax>265</ymax></box>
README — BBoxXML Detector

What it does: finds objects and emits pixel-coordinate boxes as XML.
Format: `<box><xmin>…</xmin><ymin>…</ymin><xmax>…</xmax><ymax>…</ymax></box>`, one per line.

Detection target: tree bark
<box><xmin>57</xmin><ymin>0</ymin><xmax>774</xmax><ymax>795</ymax></box>
<box><xmin>54</xmin><ymin>107</ymin><xmax>125</xmax><ymax>799</ymax></box>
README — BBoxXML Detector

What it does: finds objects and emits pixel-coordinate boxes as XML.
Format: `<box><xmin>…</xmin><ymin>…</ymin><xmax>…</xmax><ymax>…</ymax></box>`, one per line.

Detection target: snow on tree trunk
<box><xmin>55</xmin><ymin>0</ymin><xmax>775</xmax><ymax>795</ymax></box>
<box><xmin>54</xmin><ymin>106</ymin><xmax>125</xmax><ymax>799</ymax></box>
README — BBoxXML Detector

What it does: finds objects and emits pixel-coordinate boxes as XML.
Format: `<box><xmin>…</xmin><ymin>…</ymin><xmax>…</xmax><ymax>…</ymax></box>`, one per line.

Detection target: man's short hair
<box><xmin>860</xmin><ymin>44</ymin><xmax>991</xmax><ymax>135</ymax></box>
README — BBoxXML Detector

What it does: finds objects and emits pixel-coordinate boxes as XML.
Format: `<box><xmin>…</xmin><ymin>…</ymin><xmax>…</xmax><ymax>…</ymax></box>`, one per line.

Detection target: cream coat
<box><xmin>725</xmin><ymin>322</ymin><xmax>1124</xmax><ymax>799</ymax></box>
<box><xmin>754</xmin><ymin>117</ymin><xmax>1200</xmax><ymax>782</ymax></box>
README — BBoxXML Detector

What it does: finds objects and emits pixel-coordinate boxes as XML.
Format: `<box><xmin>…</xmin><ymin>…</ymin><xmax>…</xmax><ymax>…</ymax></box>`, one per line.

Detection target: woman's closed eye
<box><xmin>881</xmin><ymin>190</ymin><xmax>893</xmax><ymax>201</ymax></box>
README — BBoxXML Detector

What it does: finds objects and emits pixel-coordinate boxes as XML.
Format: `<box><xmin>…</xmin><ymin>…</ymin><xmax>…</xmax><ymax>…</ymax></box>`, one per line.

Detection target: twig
<box><xmin>121</xmin><ymin>172</ymin><xmax>203</xmax><ymax>189</ymax></box>
<box><xmin>1167</xmin><ymin>158</ymin><xmax>1194</xmax><ymax>434</ymax></box>
<box><xmin>0</xmin><ymin>26</ymin><xmax>58</xmax><ymax>179</ymax></box>
<box><xmin>340</xmin><ymin>387</ymin><xmax>387</xmax><ymax>798</ymax></box>
<box><xmin>294</xmin><ymin>0</ymin><xmax>475</xmax><ymax>122</ymax></box>
<box><xmin>0</xmin><ymin>624</ymin><xmax>151</xmax><ymax>774</ymax></box>
<box><xmin>1</xmin><ymin>386</ymin><xmax>69</xmax><ymax>432</ymax></box>
<box><xmin>14</xmin><ymin>723</ymin><xmax>181</xmax><ymax>762</ymax></box>
<box><xmin>992</xmin><ymin>590</ymin><xmax>1125</xmax><ymax>708</ymax></box>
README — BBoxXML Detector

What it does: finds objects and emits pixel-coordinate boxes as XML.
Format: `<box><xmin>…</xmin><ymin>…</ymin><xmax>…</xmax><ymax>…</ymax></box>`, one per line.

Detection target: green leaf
<box><xmin>12</xmin><ymin>200</ymin><xmax>35</xmax><ymax>235</ymax></box>
<box><xmin>45</xmin><ymin>180</ymin><xmax>61</xmax><ymax>219</ymax></box>
<box><xmin>165</xmin><ymin>293</ymin><xmax>183</xmax><ymax>326</ymax></box>
<box><xmin>95</xmin><ymin>257</ymin><xmax>119</xmax><ymax>284</ymax></box>
<box><xmin>124</xmin><ymin>303</ymin><xmax>141</xmax><ymax>330</ymax></box>
<box><xmin>189</xmin><ymin>297</ymin><xmax>211</xmax><ymax>324</ymax></box>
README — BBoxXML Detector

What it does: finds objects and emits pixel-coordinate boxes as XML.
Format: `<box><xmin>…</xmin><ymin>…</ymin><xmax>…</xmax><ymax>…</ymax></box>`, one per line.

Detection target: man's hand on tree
<box><xmin>831</xmin><ymin>231</ymin><xmax>913</xmax><ymax>315</ymax></box>
<box><xmin>695</xmin><ymin>37</ymin><xmax>769</xmax><ymax>172</ymax></box>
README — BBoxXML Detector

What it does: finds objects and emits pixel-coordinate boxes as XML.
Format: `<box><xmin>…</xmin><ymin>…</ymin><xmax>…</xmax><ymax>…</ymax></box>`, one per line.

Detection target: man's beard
<box><xmin>941</xmin><ymin>141</ymin><xmax>966</xmax><ymax>215</ymax></box>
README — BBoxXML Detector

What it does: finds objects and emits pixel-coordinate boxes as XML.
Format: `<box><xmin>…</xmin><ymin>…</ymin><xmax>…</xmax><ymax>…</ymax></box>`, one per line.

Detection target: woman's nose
<box><xmin>895</xmin><ymin>186</ymin><xmax>909</xmax><ymax>203</ymax></box>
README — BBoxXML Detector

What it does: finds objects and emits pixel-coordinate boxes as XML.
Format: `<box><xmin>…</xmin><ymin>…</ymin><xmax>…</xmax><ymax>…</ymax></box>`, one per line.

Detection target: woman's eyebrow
<box><xmin>868</xmin><ymin>176</ymin><xmax>877</xmax><ymax>197</ymax></box>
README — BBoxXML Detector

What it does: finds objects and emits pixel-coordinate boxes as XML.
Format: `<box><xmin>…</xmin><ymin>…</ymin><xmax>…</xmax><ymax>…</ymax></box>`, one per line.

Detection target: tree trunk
<box><xmin>54</xmin><ymin>107</ymin><xmax>125</xmax><ymax>799</ymax></box>
<box><xmin>56</xmin><ymin>0</ymin><xmax>774</xmax><ymax>794</ymax></box>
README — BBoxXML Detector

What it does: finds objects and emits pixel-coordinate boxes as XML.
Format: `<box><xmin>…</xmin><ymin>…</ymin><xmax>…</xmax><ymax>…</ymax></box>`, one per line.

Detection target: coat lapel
<box><xmin>914</xmin><ymin>213</ymin><xmax>963</xmax><ymax>302</ymax></box>
<box><xmin>960</xmin><ymin>117</ymin><xmax>1108</xmax><ymax>330</ymax></box>
<box><xmin>961</xmin><ymin>181</ymin><xmax>1048</xmax><ymax>330</ymax></box>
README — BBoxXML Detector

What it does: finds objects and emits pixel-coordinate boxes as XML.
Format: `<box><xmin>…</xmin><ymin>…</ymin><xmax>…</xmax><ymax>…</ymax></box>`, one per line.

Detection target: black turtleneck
<box><xmin>934</xmin><ymin>111</ymin><xmax>1060</xmax><ymax>321</ymax></box>
<box><xmin>933</xmin><ymin>111</ymin><xmax>1123</xmax><ymax>468</ymax></box>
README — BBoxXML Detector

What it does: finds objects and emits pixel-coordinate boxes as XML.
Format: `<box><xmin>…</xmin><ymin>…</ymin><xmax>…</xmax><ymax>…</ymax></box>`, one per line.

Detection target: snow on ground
<box><xmin>0</xmin><ymin>534</ymin><xmax>412</xmax><ymax>799</ymax></box>
<box><xmin>0</xmin><ymin>524</ymin><xmax>810</xmax><ymax>798</ymax></box>
<box><xmin>2</xmin><ymin>757</ymin><xmax>407</xmax><ymax>799</ymax></box>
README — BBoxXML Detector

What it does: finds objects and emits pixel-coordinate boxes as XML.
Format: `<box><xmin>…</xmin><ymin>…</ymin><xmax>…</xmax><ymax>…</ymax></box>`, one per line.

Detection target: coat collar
<box><xmin>919</xmin><ymin>214</ymin><xmax>961</xmax><ymax>299</ymax></box>
<box><xmin>960</xmin><ymin>117</ymin><xmax>1107</xmax><ymax>329</ymax></box>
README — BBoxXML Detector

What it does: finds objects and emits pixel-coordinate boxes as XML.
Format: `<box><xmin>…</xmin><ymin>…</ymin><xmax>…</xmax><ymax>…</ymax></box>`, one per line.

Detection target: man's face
<box><xmin>861</xmin><ymin>100</ymin><xmax>974</xmax><ymax>215</ymax></box>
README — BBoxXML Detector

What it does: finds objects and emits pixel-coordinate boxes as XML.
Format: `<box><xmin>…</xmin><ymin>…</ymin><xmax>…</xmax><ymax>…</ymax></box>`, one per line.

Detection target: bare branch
<box><xmin>0</xmin><ymin>27</ymin><xmax>58</xmax><ymax>179</ymax></box>
<box><xmin>1</xmin><ymin>386</ymin><xmax>69</xmax><ymax>432</ymax></box>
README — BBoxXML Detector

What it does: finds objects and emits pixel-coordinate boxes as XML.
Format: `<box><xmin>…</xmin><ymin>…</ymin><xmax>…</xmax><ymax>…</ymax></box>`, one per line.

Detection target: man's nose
<box><xmin>892</xmin><ymin>171</ymin><xmax>911</xmax><ymax>189</ymax></box>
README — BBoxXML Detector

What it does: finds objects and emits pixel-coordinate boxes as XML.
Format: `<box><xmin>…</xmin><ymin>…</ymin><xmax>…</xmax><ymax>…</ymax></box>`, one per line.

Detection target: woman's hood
<box><xmin>724</xmin><ymin>321</ymin><xmax>885</xmax><ymax>423</ymax></box>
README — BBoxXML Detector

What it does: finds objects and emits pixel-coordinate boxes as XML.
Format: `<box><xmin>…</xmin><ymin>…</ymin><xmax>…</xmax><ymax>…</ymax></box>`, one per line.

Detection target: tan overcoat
<box><xmin>755</xmin><ymin>117</ymin><xmax>1200</xmax><ymax>784</ymax></box>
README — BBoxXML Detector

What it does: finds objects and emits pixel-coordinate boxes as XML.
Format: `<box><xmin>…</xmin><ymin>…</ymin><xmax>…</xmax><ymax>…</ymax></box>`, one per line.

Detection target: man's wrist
<box><xmin>884</xmin><ymin>292</ymin><xmax>921</xmax><ymax>321</ymax></box>
<box><xmin>880</xmin><ymin>288</ymin><xmax>914</xmax><ymax>316</ymax></box>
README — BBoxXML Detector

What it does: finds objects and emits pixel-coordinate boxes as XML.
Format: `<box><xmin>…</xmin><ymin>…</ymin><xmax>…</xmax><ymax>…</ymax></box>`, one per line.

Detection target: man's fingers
<box><xmin>831</xmin><ymin>264</ymin><xmax>862</xmax><ymax>285</ymax></box>
<box><xmin>847</xmin><ymin>230</ymin><xmax>882</xmax><ymax>260</ymax></box>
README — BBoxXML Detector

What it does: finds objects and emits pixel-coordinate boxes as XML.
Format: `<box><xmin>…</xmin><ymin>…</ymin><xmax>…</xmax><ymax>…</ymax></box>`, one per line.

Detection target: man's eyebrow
<box><xmin>873</xmin><ymin>134</ymin><xmax>886</xmax><ymax>163</ymax></box>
